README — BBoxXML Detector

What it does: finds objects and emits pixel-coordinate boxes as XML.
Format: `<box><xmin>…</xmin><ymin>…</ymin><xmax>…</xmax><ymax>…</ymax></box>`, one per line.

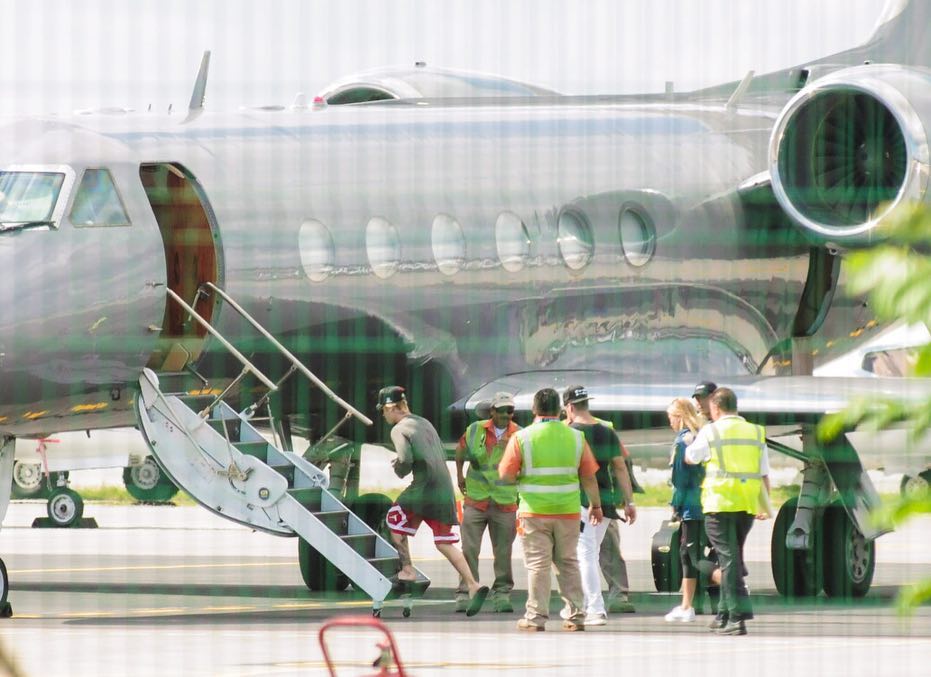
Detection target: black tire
<box><xmin>0</xmin><ymin>557</ymin><xmax>8</xmax><ymax>607</ymax></box>
<box><xmin>651</xmin><ymin>520</ymin><xmax>682</xmax><ymax>593</ymax></box>
<box><xmin>822</xmin><ymin>503</ymin><xmax>875</xmax><ymax>598</ymax></box>
<box><xmin>350</xmin><ymin>493</ymin><xmax>394</xmax><ymax>539</ymax></box>
<box><xmin>771</xmin><ymin>498</ymin><xmax>820</xmax><ymax>597</ymax></box>
<box><xmin>298</xmin><ymin>538</ymin><xmax>350</xmax><ymax>592</ymax></box>
<box><xmin>900</xmin><ymin>470</ymin><xmax>931</xmax><ymax>497</ymax></box>
<box><xmin>123</xmin><ymin>458</ymin><xmax>180</xmax><ymax>503</ymax></box>
<box><xmin>46</xmin><ymin>487</ymin><xmax>84</xmax><ymax>528</ymax></box>
<box><xmin>10</xmin><ymin>461</ymin><xmax>45</xmax><ymax>499</ymax></box>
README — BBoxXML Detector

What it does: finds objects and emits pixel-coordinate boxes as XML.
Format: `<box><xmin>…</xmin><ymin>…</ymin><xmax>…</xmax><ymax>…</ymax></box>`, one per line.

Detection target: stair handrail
<box><xmin>202</xmin><ymin>282</ymin><xmax>374</xmax><ymax>427</ymax></box>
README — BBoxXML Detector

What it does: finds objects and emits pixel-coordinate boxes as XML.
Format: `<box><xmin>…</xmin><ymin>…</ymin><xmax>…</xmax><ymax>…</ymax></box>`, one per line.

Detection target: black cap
<box><xmin>692</xmin><ymin>381</ymin><xmax>717</xmax><ymax>399</ymax></box>
<box><xmin>376</xmin><ymin>386</ymin><xmax>406</xmax><ymax>410</ymax></box>
<box><xmin>562</xmin><ymin>385</ymin><xmax>591</xmax><ymax>406</ymax></box>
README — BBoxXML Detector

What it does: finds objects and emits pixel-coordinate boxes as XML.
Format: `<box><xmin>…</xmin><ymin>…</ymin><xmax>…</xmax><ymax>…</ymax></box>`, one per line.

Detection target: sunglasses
<box><xmin>493</xmin><ymin>406</ymin><xmax>515</xmax><ymax>414</ymax></box>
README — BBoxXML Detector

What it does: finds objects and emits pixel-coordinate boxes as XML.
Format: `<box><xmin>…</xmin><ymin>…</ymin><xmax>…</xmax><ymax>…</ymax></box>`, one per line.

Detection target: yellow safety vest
<box><xmin>516</xmin><ymin>420</ymin><xmax>584</xmax><ymax>515</ymax></box>
<box><xmin>701</xmin><ymin>416</ymin><xmax>765</xmax><ymax>514</ymax></box>
<box><xmin>464</xmin><ymin>421</ymin><xmax>519</xmax><ymax>505</ymax></box>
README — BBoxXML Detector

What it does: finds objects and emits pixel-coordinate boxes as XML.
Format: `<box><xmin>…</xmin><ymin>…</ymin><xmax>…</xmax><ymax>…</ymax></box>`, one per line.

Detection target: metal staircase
<box><xmin>134</xmin><ymin>284</ymin><xmax>429</xmax><ymax>607</ymax></box>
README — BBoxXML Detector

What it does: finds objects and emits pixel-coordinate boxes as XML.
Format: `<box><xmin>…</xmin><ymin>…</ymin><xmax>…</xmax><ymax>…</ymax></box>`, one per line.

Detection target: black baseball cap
<box><xmin>692</xmin><ymin>381</ymin><xmax>718</xmax><ymax>399</ymax></box>
<box><xmin>376</xmin><ymin>385</ymin><xmax>406</xmax><ymax>410</ymax></box>
<box><xmin>563</xmin><ymin>385</ymin><xmax>591</xmax><ymax>406</ymax></box>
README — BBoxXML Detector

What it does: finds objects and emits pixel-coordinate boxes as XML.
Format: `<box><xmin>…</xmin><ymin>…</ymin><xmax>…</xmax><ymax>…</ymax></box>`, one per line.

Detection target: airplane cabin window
<box><xmin>495</xmin><ymin>211</ymin><xmax>531</xmax><ymax>272</ymax></box>
<box><xmin>431</xmin><ymin>213</ymin><xmax>465</xmax><ymax>275</ymax></box>
<box><xmin>299</xmin><ymin>219</ymin><xmax>336</xmax><ymax>282</ymax></box>
<box><xmin>557</xmin><ymin>209</ymin><xmax>594</xmax><ymax>271</ymax></box>
<box><xmin>618</xmin><ymin>206</ymin><xmax>656</xmax><ymax>267</ymax></box>
<box><xmin>366</xmin><ymin>216</ymin><xmax>401</xmax><ymax>279</ymax></box>
<box><xmin>70</xmin><ymin>168</ymin><xmax>130</xmax><ymax>227</ymax></box>
<box><xmin>0</xmin><ymin>171</ymin><xmax>65</xmax><ymax>226</ymax></box>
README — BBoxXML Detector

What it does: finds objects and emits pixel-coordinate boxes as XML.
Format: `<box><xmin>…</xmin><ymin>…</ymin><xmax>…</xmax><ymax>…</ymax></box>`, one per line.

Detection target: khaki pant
<box><xmin>455</xmin><ymin>503</ymin><xmax>517</xmax><ymax>600</ymax></box>
<box><xmin>600</xmin><ymin>518</ymin><xmax>631</xmax><ymax>600</ymax></box>
<box><xmin>520</xmin><ymin>515</ymin><xmax>585</xmax><ymax>626</ymax></box>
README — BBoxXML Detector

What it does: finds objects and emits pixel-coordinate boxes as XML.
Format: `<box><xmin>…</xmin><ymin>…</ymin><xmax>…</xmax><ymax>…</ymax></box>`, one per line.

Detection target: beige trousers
<box><xmin>520</xmin><ymin>515</ymin><xmax>585</xmax><ymax>626</ymax></box>
<box><xmin>456</xmin><ymin>503</ymin><xmax>518</xmax><ymax>599</ymax></box>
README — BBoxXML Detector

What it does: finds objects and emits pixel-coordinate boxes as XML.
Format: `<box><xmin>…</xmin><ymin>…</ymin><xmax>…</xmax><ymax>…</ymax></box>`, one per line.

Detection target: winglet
<box><xmin>186</xmin><ymin>51</ymin><xmax>211</xmax><ymax>118</ymax></box>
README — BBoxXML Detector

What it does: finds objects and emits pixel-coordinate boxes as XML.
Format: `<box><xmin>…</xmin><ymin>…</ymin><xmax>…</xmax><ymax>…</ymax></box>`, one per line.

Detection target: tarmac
<box><xmin>0</xmin><ymin>501</ymin><xmax>929</xmax><ymax>676</ymax></box>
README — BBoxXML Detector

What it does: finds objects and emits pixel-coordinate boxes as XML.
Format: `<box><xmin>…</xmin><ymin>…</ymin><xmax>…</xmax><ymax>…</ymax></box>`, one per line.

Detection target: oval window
<box><xmin>431</xmin><ymin>213</ymin><xmax>465</xmax><ymax>275</ymax></box>
<box><xmin>366</xmin><ymin>216</ymin><xmax>401</xmax><ymax>279</ymax></box>
<box><xmin>618</xmin><ymin>207</ymin><xmax>655</xmax><ymax>267</ymax></box>
<box><xmin>557</xmin><ymin>209</ymin><xmax>594</xmax><ymax>270</ymax></box>
<box><xmin>495</xmin><ymin>211</ymin><xmax>531</xmax><ymax>272</ymax></box>
<box><xmin>298</xmin><ymin>219</ymin><xmax>335</xmax><ymax>282</ymax></box>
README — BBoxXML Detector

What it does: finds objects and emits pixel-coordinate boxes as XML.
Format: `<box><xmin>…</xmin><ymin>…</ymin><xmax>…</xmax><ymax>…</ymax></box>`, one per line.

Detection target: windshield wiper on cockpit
<box><xmin>0</xmin><ymin>220</ymin><xmax>55</xmax><ymax>233</ymax></box>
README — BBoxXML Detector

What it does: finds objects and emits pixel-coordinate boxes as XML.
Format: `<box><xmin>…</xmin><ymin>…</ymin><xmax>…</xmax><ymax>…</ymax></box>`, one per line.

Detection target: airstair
<box><xmin>135</xmin><ymin>283</ymin><xmax>429</xmax><ymax>610</ymax></box>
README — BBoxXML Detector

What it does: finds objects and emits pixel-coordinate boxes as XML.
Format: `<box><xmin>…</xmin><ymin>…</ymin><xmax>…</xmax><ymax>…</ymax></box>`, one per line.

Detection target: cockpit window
<box><xmin>0</xmin><ymin>171</ymin><xmax>65</xmax><ymax>224</ymax></box>
<box><xmin>70</xmin><ymin>168</ymin><xmax>130</xmax><ymax>227</ymax></box>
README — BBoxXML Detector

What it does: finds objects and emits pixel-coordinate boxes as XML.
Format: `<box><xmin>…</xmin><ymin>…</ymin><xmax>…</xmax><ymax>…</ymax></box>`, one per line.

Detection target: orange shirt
<box><xmin>498</xmin><ymin>421</ymin><xmax>599</xmax><ymax>519</ymax></box>
<box><xmin>456</xmin><ymin>419</ymin><xmax>521</xmax><ymax>512</ymax></box>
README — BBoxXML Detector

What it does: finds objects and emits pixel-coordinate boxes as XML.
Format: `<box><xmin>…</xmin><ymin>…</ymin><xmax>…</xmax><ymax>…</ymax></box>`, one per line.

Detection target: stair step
<box><xmin>314</xmin><ymin>510</ymin><xmax>349</xmax><ymax>535</ymax></box>
<box><xmin>287</xmin><ymin>488</ymin><xmax>323</xmax><ymax>511</ymax></box>
<box><xmin>234</xmin><ymin>441</ymin><xmax>268</xmax><ymax>462</ymax></box>
<box><xmin>207</xmin><ymin>418</ymin><xmax>242</xmax><ymax>441</ymax></box>
<box><xmin>367</xmin><ymin>556</ymin><xmax>401</xmax><ymax>578</ymax></box>
<box><xmin>269</xmin><ymin>464</ymin><xmax>295</xmax><ymax>485</ymax></box>
<box><xmin>341</xmin><ymin>533</ymin><xmax>377</xmax><ymax>558</ymax></box>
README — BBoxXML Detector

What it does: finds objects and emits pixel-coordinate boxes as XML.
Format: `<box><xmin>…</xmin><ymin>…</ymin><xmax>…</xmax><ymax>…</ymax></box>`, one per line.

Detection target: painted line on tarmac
<box><xmin>10</xmin><ymin>561</ymin><xmax>294</xmax><ymax>575</ymax></box>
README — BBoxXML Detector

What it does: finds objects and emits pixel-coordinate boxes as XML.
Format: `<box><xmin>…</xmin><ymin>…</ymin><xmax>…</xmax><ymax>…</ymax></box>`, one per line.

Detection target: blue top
<box><xmin>670</xmin><ymin>429</ymin><xmax>704</xmax><ymax>521</ymax></box>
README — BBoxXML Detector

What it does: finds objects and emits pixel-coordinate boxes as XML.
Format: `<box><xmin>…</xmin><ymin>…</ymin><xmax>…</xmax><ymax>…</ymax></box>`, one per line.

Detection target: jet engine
<box><xmin>769</xmin><ymin>65</ymin><xmax>931</xmax><ymax>247</ymax></box>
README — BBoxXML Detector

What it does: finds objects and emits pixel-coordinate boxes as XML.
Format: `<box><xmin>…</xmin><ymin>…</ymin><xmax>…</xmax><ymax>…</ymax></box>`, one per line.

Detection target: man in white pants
<box><xmin>561</xmin><ymin>385</ymin><xmax>637</xmax><ymax>625</ymax></box>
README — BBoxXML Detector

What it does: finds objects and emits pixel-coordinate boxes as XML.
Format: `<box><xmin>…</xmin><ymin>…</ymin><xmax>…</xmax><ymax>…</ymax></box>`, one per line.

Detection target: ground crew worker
<box><xmin>454</xmin><ymin>392</ymin><xmax>521</xmax><ymax>613</ymax></box>
<box><xmin>685</xmin><ymin>387</ymin><xmax>771</xmax><ymax>635</ymax></box>
<box><xmin>499</xmin><ymin>387</ymin><xmax>603</xmax><ymax>632</ymax></box>
<box><xmin>377</xmin><ymin>385</ymin><xmax>489</xmax><ymax>616</ymax></box>
<box><xmin>562</xmin><ymin>385</ymin><xmax>636</xmax><ymax>626</ymax></box>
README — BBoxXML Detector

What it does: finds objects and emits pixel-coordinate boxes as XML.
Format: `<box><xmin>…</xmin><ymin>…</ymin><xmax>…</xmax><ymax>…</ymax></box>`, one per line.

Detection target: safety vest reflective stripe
<box><xmin>464</xmin><ymin>422</ymin><xmax>518</xmax><ymax>503</ymax></box>
<box><xmin>516</xmin><ymin>421</ymin><xmax>583</xmax><ymax>515</ymax></box>
<box><xmin>518</xmin><ymin>483</ymin><xmax>580</xmax><ymax>493</ymax></box>
<box><xmin>706</xmin><ymin>425</ymin><xmax>764</xmax><ymax>480</ymax></box>
<box><xmin>701</xmin><ymin>417</ymin><xmax>765</xmax><ymax>514</ymax></box>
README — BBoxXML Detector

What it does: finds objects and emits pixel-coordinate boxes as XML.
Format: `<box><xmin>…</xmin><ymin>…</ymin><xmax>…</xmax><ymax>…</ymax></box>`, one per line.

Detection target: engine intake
<box><xmin>770</xmin><ymin>65</ymin><xmax>931</xmax><ymax>246</ymax></box>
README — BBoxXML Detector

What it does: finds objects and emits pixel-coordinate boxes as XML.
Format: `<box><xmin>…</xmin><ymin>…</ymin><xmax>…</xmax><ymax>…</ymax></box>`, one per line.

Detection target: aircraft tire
<box><xmin>350</xmin><ymin>493</ymin><xmax>394</xmax><ymax>540</ymax></box>
<box><xmin>821</xmin><ymin>503</ymin><xmax>874</xmax><ymax>599</ymax></box>
<box><xmin>0</xmin><ymin>558</ymin><xmax>8</xmax><ymax>605</ymax></box>
<box><xmin>46</xmin><ymin>487</ymin><xmax>84</xmax><ymax>528</ymax></box>
<box><xmin>298</xmin><ymin>538</ymin><xmax>350</xmax><ymax>592</ymax></box>
<box><xmin>771</xmin><ymin>498</ymin><xmax>820</xmax><ymax>597</ymax></box>
<box><xmin>123</xmin><ymin>458</ymin><xmax>180</xmax><ymax>503</ymax></box>
<box><xmin>11</xmin><ymin>461</ymin><xmax>45</xmax><ymax>499</ymax></box>
<box><xmin>650</xmin><ymin>520</ymin><xmax>682</xmax><ymax>593</ymax></box>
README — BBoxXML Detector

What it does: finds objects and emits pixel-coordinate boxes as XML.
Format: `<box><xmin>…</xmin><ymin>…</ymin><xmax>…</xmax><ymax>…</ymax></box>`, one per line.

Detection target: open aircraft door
<box><xmin>140</xmin><ymin>162</ymin><xmax>222</xmax><ymax>373</ymax></box>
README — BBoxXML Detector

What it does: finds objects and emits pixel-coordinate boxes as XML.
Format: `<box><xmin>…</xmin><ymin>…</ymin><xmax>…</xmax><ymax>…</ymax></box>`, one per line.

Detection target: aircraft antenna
<box><xmin>726</xmin><ymin>70</ymin><xmax>754</xmax><ymax>111</ymax></box>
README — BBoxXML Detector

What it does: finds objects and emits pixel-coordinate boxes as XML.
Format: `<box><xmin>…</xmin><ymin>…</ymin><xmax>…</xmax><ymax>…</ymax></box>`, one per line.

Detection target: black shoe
<box><xmin>708</xmin><ymin>613</ymin><xmax>728</xmax><ymax>630</ymax></box>
<box><xmin>716</xmin><ymin>620</ymin><xmax>747</xmax><ymax>635</ymax></box>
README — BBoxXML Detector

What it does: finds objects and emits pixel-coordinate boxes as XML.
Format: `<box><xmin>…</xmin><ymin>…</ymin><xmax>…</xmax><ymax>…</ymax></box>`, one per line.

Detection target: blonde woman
<box><xmin>664</xmin><ymin>397</ymin><xmax>706</xmax><ymax>623</ymax></box>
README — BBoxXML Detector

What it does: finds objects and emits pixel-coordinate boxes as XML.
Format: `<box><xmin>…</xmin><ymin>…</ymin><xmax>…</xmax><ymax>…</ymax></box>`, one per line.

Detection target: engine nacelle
<box><xmin>317</xmin><ymin>64</ymin><xmax>558</xmax><ymax>105</ymax></box>
<box><xmin>770</xmin><ymin>65</ymin><xmax>931</xmax><ymax>247</ymax></box>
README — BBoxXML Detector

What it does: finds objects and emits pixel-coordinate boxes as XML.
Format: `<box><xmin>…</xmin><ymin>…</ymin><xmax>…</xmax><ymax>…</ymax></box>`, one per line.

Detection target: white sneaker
<box><xmin>583</xmin><ymin>613</ymin><xmax>607</xmax><ymax>626</ymax></box>
<box><xmin>664</xmin><ymin>605</ymin><xmax>696</xmax><ymax>623</ymax></box>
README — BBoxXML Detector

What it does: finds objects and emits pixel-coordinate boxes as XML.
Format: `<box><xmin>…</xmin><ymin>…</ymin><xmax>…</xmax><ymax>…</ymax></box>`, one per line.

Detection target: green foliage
<box><xmin>826</xmin><ymin>202</ymin><xmax>931</xmax><ymax>613</ymax></box>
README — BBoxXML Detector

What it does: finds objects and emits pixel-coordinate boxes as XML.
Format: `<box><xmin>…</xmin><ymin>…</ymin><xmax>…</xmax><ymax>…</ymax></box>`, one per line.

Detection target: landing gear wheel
<box><xmin>0</xmin><ymin>558</ymin><xmax>10</xmax><ymax>617</ymax></box>
<box><xmin>822</xmin><ymin>503</ymin><xmax>875</xmax><ymax>598</ymax></box>
<box><xmin>372</xmin><ymin>607</ymin><xmax>382</xmax><ymax>618</ymax></box>
<box><xmin>771</xmin><ymin>497</ymin><xmax>820</xmax><ymax>597</ymax></box>
<box><xmin>11</xmin><ymin>461</ymin><xmax>45</xmax><ymax>499</ymax></box>
<box><xmin>350</xmin><ymin>493</ymin><xmax>394</xmax><ymax>539</ymax></box>
<box><xmin>298</xmin><ymin>538</ymin><xmax>350</xmax><ymax>592</ymax></box>
<box><xmin>46</xmin><ymin>487</ymin><xmax>84</xmax><ymax>528</ymax></box>
<box><xmin>123</xmin><ymin>458</ymin><xmax>180</xmax><ymax>503</ymax></box>
<box><xmin>402</xmin><ymin>606</ymin><xmax>411</xmax><ymax>618</ymax></box>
